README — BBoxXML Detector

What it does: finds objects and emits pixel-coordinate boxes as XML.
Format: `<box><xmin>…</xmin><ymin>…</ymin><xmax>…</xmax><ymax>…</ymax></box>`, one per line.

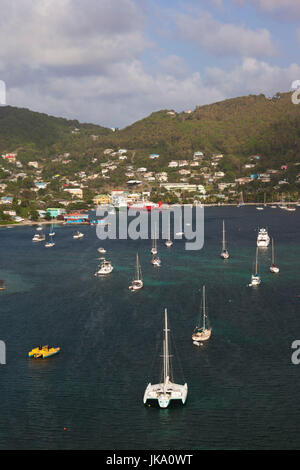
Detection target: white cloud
<box><xmin>206</xmin><ymin>58</ymin><xmax>300</xmax><ymax>97</ymax></box>
<box><xmin>0</xmin><ymin>0</ymin><xmax>147</xmax><ymax>70</ymax></box>
<box><xmin>235</xmin><ymin>0</ymin><xmax>300</xmax><ymax>20</ymax></box>
<box><xmin>172</xmin><ymin>8</ymin><xmax>276</xmax><ymax>58</ymax></box>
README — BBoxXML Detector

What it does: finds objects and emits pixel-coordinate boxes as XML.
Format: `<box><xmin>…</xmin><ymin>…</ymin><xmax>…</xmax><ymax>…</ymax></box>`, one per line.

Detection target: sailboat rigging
<box><xmin>143</xmin><ymin>309</ymin><xmax>188</xmax><ymax>408</ymax></box>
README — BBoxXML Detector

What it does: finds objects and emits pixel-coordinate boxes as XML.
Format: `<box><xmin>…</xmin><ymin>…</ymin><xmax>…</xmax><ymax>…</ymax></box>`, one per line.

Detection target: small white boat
<box><xmin>73</xmin><ymin>231</ymin><xmax>84</xmax><ymax>239</ymax></box>
<box><xmin>98</xmin><ymin>247</ymin><xmax>106</xmax><ymax>254</ymax></box>
<box><xmin>152</xmin><ymin>256</ymin><xmax>161</xmax><ymax>267</ymax></box>
<box><xmin>192</xmin><ymin>285</ymin><xmax>212</xmax><ymax>343</ymax></box>
<box><xmin>256</xmin><ymin>206</ymin><xmax>264</xmax><ymax>211</ymax></box>
<box><xmin>45</xmin><ymin>235</ymin><xmax>55</xmax><ymax>248</ymax></box>
<box><xmin>36</xmin><ymin>225</ymin><xmax>43</xmax><ymax>231</ymax></box>
<box><xmin>175</xmin><ymin>232</ymin><xmax>184</xmax><ymax>236</ymax></box>
<box><xmin>249</xmin><ymin>248</ymin><xmax>261</xmax><ymax>287</ymax></box>
<box><xmin>270</xmin><ymin>238</ymin><xmax>279</xmax><ymax>273</ymax></box>
<box><xmin>129</xmin><ymin>253</ymin><xmax>143</xmax><ymax>291</ymax></box>
<box><xmin>220</xmin><ymin>220</ymin><xmax>229</xmax><ymax>259</ymax></box>
<box><xmin>143</xmin><ymin>309</ymin><xmax>188</xmax><ymax>408</ymax></box>
<box><xmin>32</xmin><ymin>232</ymin><xmax>45</xmax><ymax>242</ymax></box>
<box><xmin>95</xmin><ymin>258</ymin><xmax>113</xmax><ymax>276</ymax></box>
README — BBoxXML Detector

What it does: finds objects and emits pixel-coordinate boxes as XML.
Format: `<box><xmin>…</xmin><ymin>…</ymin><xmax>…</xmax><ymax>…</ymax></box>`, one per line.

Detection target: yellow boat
<box><xmin>28</xmin><ymin>345</ymin><xmax>60</xmax><ymax>359</ymax></box>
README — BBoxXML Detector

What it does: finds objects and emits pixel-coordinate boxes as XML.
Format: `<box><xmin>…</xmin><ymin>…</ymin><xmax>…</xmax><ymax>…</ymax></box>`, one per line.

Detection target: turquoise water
<box><xmin>1</xmin><ymin>207</ymin><xmax>300</xmax><ymax>449</ymax></box>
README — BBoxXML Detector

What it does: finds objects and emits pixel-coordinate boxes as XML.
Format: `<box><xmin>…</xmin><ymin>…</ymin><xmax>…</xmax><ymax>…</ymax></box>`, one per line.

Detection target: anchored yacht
<box><xmin>249</xmin><ymin>248</ymin><xmax>261</xmax><ymax>287</ymax></box>
<box><xmin>129</xmin><ymin>253</ymin><xmax>143</xmax><ymax>291</ymax></box>
<box><xmin>32</xmin><ymin>232</ymin><xmax>45</xmax><ymax>242</ymax></box>
<box><xmin>270</xmin><ymin>238</ymin><xmax>279</xmax><ymax>273</ymax></box>
<box><xmin>73</xmin><ymin>231</ymin><xmax>84</xmax><ymax>239</ymax></box>
<box><xmin>192</xmin><ymin>285</ymin><xmax>212</xmax><ymax>343</ymax></box>
<box><xmin>257</xmin><ymin>228</ymin><xmax>270</xmax><ymax>247</ymax></box>
<box><xmin>95</xmin><ymin>258</ymin><xmax>113</xmax><ymax>276</ymax></box>
<box><xmin>143</xmin><ymin>309</ymin><xmax>188</xmax><ymax>408</ymax></box>
<box><xmin>220</xmin><ymin>220</ymin><xmax>229</xmax><ymax>259</ymax></box>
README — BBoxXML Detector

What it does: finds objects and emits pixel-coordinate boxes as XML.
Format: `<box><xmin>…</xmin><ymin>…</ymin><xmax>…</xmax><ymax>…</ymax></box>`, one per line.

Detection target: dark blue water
<box><xmin>1</xmin><ymin>206</ymin><xmax>300</xmax><ymax>449</ymax></box>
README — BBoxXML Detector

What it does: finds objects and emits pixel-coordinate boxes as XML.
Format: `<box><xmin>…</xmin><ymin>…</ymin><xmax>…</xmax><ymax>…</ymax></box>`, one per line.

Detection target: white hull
<box><xmin>129</xmin><ymin>280</ymin><xmax>143</xmax><ymax>291</ymax></box>
<box><xmin>270</xmin><ymin>265</ymin><xmax>279</xmax><ymax>273</ymax></box>
<box><xmin>257</xmin><ymin>228</ymin><xmax>270</xmax><ymax>247</ymax></box>
<box><xmin>143</xmin><ymin>381</ymin><xmax>188</xmax><ymax>408</ymax></box>
<box><xmin>45</xmin><ymin>243</ymin><xmax>55</xmax><ymax>248</ymax></box>
<box><xmin>152</xmin><ymin>259</ymin><xmax>161</xmax><ymax>267</ymax></box>
<box><xmin>220</xmin><ymin>251</ymin><xmax>229</xmax><ymax>259</ymax></box>
<box><xmin>165</xmin><ymin>240</ymin><xmax>173</xmax><ymax>247</ymax></box>
<box><xmin>32</xmin><ymin>236</ymin><xmax>45</xmax><ymax>242</ymax></box>
<box><xmin>73</xmin><ymin>233</ymin><xmax>84</xmax><ymax>239</ymax></box>
<box><xmin>192</xmin><ymin>328</ymin><xmax>212</xmax><ymax>342</ymax></box>
<box><xmin>151</xmin><ymin>248</ymin><xmax>157</xmax><ymax>255</ymax></box>
<box><xmin>95</xmin><ymin>268</ymin><xmax>113</xmax><ymax>275</ymax></box>
<box><xmin>257</xmin><ymin>241</ymin><xmax>269</xmax><ymax>247</ymax></box>
<box><xmin>249</xmin><ymin>275</ymin><xmax>261</xmax><ymax>287</ymax></box>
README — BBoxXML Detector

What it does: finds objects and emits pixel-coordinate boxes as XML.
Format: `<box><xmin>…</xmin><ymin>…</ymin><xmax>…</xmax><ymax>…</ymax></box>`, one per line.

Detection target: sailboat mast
<box><xmin>272</xmin><ymin>239</ymin><xmax>275</xmax><ymax>264</ymax></box>
<box><xmin>202</xmin><ymin>286</ymin><xmax>206</xmax><ymax>330</ymax></box>
<box><xmin>255</xmin><ymin>248</ymin><xmax>258</xmax><ymax>275</ymax></box>
<box><xmin>164</xmin><ymin>308</ymin><xmax>170</xmax><ymax>383</ymax></box>
<box><xmin>222</xmin><ymin>220</ymin><xmax>226</xmax><ymax>251</ymax></box>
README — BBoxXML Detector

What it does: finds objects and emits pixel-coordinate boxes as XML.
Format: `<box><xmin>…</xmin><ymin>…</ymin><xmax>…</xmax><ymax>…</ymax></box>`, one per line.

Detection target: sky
<box><xmin>0</xmin><ymin>0</ymin><xmax>300</xmax><ymax>128</ymax></box>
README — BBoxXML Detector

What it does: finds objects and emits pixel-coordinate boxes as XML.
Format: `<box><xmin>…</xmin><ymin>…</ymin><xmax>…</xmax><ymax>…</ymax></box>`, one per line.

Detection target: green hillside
<box><xmin>0</xmin><ymin>105</ymin><xmax>112</xmax><ymax>155</ymax></box>
<box><xmin>99</xmin><ymin>92</ymin><xmax>300</xmax><ymax>170</ymax></box>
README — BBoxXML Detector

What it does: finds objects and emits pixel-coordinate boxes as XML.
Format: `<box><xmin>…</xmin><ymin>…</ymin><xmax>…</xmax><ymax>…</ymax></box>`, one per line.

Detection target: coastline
<box><xmin>1</xmin><ymin>201</ymin><xmax>297</xmax><ymax>228</ymax></box>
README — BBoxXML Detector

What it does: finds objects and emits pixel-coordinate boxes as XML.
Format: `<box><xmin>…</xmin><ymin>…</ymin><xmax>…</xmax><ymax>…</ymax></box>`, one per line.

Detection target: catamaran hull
<box><xmin>143</xmin><ymin>383</ymin><xmax>188</xmax><ymax>408</ymax></box>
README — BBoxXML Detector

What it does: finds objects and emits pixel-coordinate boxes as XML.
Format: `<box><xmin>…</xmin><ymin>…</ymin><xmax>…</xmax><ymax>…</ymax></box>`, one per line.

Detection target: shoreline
<box><xmin>0</xmin><ymin>202</ymin><xmax>297</xmax><ymax>228</ymax></box>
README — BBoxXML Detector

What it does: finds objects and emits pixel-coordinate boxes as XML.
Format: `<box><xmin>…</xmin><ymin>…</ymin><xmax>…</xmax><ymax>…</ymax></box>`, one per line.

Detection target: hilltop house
<box><xmin>63</xmin><ymin>188</ymin><xmax>83</xmax><ymax>198</ymax></box>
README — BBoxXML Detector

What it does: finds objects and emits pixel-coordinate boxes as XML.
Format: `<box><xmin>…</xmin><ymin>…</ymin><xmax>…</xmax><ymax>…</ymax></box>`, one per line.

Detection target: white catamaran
<box><xmin>220</xmin><ymin>220</ymin><xmax>229</xmax><ymax>259</ymax></box>
<box><xmin>129</xmin><ymin>253</ymin><xmax>143</xmax><ymax>291</ymax></box>
<box><xmin>192</xmin><ymin>285</ymin><xmax>212</xmax><ymax>344</ymax></box>
<box><xmin>270</xmin><ymin>238</ymin><xmax>279</xmax><ymax>273</ymax></box>
<box><xmin>143</xmin><ymin>308</ymin><xmax>188</xmax><ymax>408</ymax></box>
<box><xmin>249</xmin><ymin>247</ymin><xmax>261</xmax><ymax>287</ymax></box>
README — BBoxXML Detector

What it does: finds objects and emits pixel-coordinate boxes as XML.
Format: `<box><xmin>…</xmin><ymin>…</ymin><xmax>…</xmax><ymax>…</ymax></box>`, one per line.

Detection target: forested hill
<box><xmin>1</xmin><ymin>92</ymin><xmax>300</xmax><ymax>172</ymax></box>
<box><xmin>99</xmin><ymin>92</ymin><xmax>300</xmax><ymax>169</ymax></box>
<box><xmin>0</xmin><ymin>106</ymin><xmax>112</xmax><ymax>154</ymax></box>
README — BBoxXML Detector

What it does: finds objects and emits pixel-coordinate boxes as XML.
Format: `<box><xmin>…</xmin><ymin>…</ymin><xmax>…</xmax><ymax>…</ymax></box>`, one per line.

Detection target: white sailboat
<box><xmin>98</xmin><ymin>247</ymin><xmax>107</xmax><ymax>254</ymax></box>
<box><xmin>151</xmin><ymin>224</ymin><xmax>158</xmax><ymax>255</ymax></box>
<box><xmin>192</xmin><ymin>285</ymin><xmax>212</xmax><ymax>344</ymax></box>
<box><xmin>73</xmin><ymin>230</ymin><xmax>84</xmax><ymax>239</ymax></box>
<box><xmin>49</xmin><ymin>225</ymin><xmax>55</xmax><ymax>237</ymax></box>
<box><xmin>165</xmin><ymin>222</ymin><xmax>173</xmax><ymax>247</ymax></box>
<box><xmin>143</xmin><ymin>308</ymin><xmax>188</xmax><ymax>408</ymax></box>
<box><xmin>45</xmin><ymin>235</ymin><xmax>55</xmax><ymax>248</ymax></box>
<box><xmin>270</xmin><ymin>238</ymin><xmax>279</xmax><ymax>273</ymax></box>
<box><xmin>94</xmin><ymin>258</ymin><xmax>113</xmax><ymax>276</ymax></box>
<box><xmin>32</xmin><ymin>231</ymin><xmax>45</xmax><ymax>242</ymax></box>
<box><xmin>249</xmin><ymin>247</ymin><xmax>261</xmax><ymax>287</ymax></box>
<box><xmin>129</xmin><ymin>253</ymin><xmax>143</xmax><ymax>291</ymax></box>
<box><xmin>220</xmin><ymin>220</ymin><xmax>229</xmax><ymax>259</ymax></box>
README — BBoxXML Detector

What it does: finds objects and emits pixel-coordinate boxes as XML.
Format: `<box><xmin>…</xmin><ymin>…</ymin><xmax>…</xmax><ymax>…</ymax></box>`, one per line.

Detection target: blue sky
<box><xmin>0</xmin><ymin>0</ymin><xmax>299</xmax><ymax>128</ymax></box>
